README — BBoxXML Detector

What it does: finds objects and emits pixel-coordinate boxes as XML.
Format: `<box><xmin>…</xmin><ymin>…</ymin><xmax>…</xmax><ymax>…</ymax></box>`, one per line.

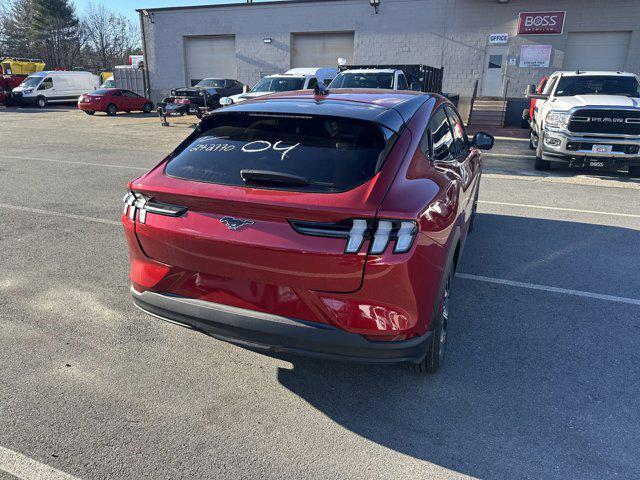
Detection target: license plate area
<box><xmin>592</xmin><ymin>144</ymin><xmax>613</xmax><ymax>154</ymax></box>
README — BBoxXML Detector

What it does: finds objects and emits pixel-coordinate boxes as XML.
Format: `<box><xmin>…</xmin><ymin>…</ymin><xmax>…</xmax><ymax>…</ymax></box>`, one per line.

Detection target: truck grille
<box><xmin>568</xmin><ymin>109</ymin><xmax>640</xmax><ymax>135</ymax></box>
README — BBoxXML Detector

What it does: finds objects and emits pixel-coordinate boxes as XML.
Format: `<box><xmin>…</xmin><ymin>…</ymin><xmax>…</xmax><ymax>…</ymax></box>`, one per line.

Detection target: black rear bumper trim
<box><xmin>131</xmin><ymin>287</ymin><xmax>429</xmax><ymax>364</ymax></box>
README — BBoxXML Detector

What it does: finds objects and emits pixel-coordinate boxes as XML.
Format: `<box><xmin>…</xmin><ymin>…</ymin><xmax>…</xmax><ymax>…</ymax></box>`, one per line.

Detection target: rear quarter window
<box><xmin>165</xmin><ymin>112</ymin><xmax>396</xmax><ymax>193</ymax></box>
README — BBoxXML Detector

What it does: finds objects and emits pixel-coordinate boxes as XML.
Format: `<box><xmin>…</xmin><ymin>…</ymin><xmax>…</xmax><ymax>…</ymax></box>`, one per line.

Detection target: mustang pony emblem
<box><xmin>220</xmin><ymin>216</ymin><xmax>254</xmax><ymax>231</ymax></box>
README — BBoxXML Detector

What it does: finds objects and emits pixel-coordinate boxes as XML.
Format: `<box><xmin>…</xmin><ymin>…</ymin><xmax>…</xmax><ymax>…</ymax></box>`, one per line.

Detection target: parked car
<box><xmin>220</xmin><ymin>68</ymin><xmax>337</xmax><ymax>105</ymax></box>
<box><xmin>122</xmin><ymin>89</ymin><xmax>493</xmax><ymax>373</ymax></box>
<box><xmin>0</xmin><ymin>74</ymin><xmax>26</xmax><ymax>105</ymax></box>
<box><xmin>332</xmin><ymin>64</ymin><xmax>444</xmax><ymax>94</ymax></box>
<box><xmin>522</xmin><ymin>75</ymin><xmax>548</xmax><ymax>129</ymax></box>
<box><xmin>163</xmin><ymin>78</ymin><xmax>245</xmax><ymax>114</ymax></box>
<box><xmin>527</xmin><ymin>70</ymin><xmax>640</xmax><ymax>175</ymax></box>
<box><xmin>329</xmin><ymin>68</ymin><xmax>410</xmax><ymax>90</ymax></box>
<box><xmin>78</xmin><ymin>88</ymin><xmax>153</xmax><ymax>116</ymax></box>
<box><xmin>11</xmin><ymin>71</ymin><xmax>99</xmax><ymax>107</ymax></box>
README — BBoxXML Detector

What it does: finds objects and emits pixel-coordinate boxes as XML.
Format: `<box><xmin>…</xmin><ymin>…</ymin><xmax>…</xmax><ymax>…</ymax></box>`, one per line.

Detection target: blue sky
<box><xmin>73</xmin><ymin>0</ymin><xmax>240</xmax><ymax>22</ymax></box>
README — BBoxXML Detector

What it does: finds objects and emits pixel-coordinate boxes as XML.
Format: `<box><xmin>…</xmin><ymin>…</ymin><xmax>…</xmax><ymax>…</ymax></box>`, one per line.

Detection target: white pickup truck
<box><xmin>527</xmin><ymin>71</ymin><xmax>640</xmax><ymax>176</ymax></box>
<box><xmin>328</xmin><ymin>68</ymin><xmax>410</xmax><ymax>90</ymax></box>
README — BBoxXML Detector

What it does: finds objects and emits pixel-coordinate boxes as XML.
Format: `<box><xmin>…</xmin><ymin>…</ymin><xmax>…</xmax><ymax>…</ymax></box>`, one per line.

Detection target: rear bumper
<box><xmin>131</xmin><ymin>287</ymin><xmax>430</xmax><ymax>364</ymax></box>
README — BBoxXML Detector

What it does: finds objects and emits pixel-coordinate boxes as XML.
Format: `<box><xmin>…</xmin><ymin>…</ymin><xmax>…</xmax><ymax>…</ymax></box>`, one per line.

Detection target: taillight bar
<box><xmin>289</xmin><ymin>218</ymin><xmax>417</xmax><ymax>255</ymax></box>
<box><xmin>123</xmin><ymin>191</ymin><xmax>187</xmax><ymax>224</ymax></box>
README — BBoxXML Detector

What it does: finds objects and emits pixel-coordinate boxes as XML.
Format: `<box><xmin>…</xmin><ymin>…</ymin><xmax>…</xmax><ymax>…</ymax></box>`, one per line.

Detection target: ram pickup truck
<box><xmin>527</xmin><ymin>71</ymin><xmax>640</xmax><ymax>176</ymax></box>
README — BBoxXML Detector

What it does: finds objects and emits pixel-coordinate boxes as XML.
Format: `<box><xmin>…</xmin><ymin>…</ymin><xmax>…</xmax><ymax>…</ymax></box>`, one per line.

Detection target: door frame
<box><xmin>481</xmin><ymin>45</ymin><xmax>507</xmax><ymax>97</ymax></box>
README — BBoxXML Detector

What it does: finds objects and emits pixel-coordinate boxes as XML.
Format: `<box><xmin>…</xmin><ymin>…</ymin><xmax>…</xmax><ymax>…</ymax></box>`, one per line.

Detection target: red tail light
<box><xmin>289</xmin><ymin>218</ymin><xmax>417</xmax><ymax>255</ymax></box>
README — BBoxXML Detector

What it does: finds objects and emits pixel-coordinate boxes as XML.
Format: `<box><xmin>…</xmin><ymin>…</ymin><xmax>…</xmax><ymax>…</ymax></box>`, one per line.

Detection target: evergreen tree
<box><xmin>29</xmin><ymin>0</ymin><xmax>81</xmax><ymax>68</ymax></box>
<box><xmin>0</xmin><ymin>0</ymin><xmax>35</xmax><ymax>57</ymax></box>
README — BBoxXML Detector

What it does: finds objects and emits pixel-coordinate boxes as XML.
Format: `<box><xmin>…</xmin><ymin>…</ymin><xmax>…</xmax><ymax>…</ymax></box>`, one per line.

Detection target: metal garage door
<box><xmin>564</xmin><ymin>32</ymin><xmax>631</xmax><ymax>71</ymax></box>
<box><xmin>291</xmin><ymin>32</ymin><xmax>354</xmax><ymax>68</ymax></box>
<box><xmin>185</xmin><ymin>36</ymin><xmax>237</xmax><ymax>86</ymax></box>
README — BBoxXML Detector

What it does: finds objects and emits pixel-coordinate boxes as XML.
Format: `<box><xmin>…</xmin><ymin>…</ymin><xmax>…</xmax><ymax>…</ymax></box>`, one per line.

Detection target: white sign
<box><xmin>489</xmin><ymin>33</ymin><xmax>509</xmax><ymax>44</ymax></box>
<box><xmin>519</xmin><ymin>44</ymin><xmax>552</xmax><ymax>67</ymax></box>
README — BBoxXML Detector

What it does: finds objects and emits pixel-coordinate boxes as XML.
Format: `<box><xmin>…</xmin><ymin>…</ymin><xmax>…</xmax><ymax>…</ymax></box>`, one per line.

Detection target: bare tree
<box><xmin>82</xmin><ymin>3</ymin><xmax>139</xmax><ymax>70</ymax></box>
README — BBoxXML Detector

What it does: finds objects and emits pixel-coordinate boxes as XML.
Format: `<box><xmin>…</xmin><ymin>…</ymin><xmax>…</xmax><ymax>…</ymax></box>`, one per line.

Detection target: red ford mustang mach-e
<box><xmin>78</xmin><ymin>89</ymin><xmax>153</xmax><ymax>116</ymax></box>
<box><xmin>122</xmin><ymin>89</ymin><xmax>493</xmax><ymax>373</ymax></box>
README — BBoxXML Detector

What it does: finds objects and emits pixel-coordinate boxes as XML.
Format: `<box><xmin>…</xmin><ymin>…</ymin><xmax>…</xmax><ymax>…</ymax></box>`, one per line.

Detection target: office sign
<box><xmin>518</xmin><ymin>11</ymin><xmax>565</xmax><ymax>35</ymax></box>
<box><xmin>489</xmin><ymin>33</ymin><xmax>509</xmax><ymax>44</ymax></box>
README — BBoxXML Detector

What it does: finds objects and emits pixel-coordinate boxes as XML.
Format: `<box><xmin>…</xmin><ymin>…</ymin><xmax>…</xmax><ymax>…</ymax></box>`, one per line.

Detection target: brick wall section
<box><xmin>142</xmin><ymin>0</ymin><xmax>640</xmax><ymax>105</ymax></box>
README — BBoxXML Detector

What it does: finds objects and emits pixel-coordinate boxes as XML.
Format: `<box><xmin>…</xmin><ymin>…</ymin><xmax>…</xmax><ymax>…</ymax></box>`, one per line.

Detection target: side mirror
<box><xmin>242</xmin><ymin>85</ymin><xmax>250</xmax><ymax>93</ymax></box>
<box><xmin>526</xmin><ymin>84</ymin><xmax>549</xmax><ymax>100</ymax></box>
<box><xmin>472</xmin><ymin>132</ymin><xmax>494</xmax><ymax>150</ymax></box>
<box><xmin>410</xmin><ymin>82</ymin><xmax>422</xmax><ymax>91</ymax></box>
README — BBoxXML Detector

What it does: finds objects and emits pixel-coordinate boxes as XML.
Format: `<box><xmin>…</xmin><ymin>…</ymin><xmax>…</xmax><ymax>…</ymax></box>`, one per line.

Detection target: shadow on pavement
<box><xmin>274</xmin><ymin>213</ymin><xmax>640</xmax><ymax>479</ymax></box>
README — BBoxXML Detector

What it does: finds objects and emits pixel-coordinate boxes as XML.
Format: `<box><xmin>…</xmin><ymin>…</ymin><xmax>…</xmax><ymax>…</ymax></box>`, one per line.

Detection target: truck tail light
<box><xmin>289</xmin><ymin>218</ymin><xmax>417</xmax><ymax>255</ymax></box>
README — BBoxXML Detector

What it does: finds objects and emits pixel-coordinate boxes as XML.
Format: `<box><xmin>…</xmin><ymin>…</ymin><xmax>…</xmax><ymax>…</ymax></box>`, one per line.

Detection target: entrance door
<box><xmin>481</xmin><ymin>46</ymin><xmax>506</xmax><ymax>97</ymax></box>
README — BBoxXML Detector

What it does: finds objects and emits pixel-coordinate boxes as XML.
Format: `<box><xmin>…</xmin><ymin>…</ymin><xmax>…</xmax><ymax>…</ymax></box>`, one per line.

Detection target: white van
<box><xmin>12</xmin><ymin>71</ymin><xmax>100</xmax><ymax>108</ymax></box>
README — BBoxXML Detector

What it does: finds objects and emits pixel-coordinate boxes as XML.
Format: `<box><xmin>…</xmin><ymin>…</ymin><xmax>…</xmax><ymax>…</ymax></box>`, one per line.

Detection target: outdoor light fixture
<box><xmin>369</xmin><ymin>0</ymin><xmax>380</xmax><ymax>14</ymax></box>
<box><xmin>263</xmin><ymin>38</ymin><xmax>272</xmax><ymax>44</ymax></box>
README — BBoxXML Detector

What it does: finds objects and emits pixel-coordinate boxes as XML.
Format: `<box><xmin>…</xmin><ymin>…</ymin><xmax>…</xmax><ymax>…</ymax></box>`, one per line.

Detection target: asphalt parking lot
<box><xmin>1</xmin><ymin>105</ymin><xmax>639</xmax><ymax>480</ymax></box>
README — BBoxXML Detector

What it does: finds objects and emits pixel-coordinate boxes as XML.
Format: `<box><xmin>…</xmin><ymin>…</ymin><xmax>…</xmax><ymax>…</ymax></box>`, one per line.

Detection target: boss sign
<box><xmin>518</xmin><ymin>11</ymin><xmax>565</xmax><ymax>35</ymax></box>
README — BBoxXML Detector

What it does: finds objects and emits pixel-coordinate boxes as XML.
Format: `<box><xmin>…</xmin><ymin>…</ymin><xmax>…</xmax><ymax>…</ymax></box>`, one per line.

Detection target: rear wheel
<box><xmin>629</xmin><ymin>165</ymin><xmax>640</xmax><ymax>177</ymax></box>
<box><xmin>84</xmin><ymin>110</ymin><xmax>95</xmax><ymax>115</ymax></box>
<box><xmin>36</xmin><ymin>96</ymin><xmax>47</xmax><ymax>108</ymax></box>
<box><xmin>142</xmin><ymin>102</ymin><xmax>153</xmax><ymax>113</ymax></box>
<box><xmin>411</xmin><ymin>268</ymin><xmax>452</xmax><ymax>374</ymax></box>
<box><xmin>106</xmin><ymin>103</ymin><xmax>117</xmax><ymax>116</ymax></box>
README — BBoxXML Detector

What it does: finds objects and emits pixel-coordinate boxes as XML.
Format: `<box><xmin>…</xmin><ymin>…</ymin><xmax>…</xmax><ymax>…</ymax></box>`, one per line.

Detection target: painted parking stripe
<box><xmin>0</xmin><ymin>154</ymin><xmax>148</xmax><ymax>171</ymax></box>
<box><xmin>0</xmin><ymin>445</ymin><xmax>82</xmax><ymax>480</ymax></box>
<box><xmin>478</xmin><ymin>200</ymin><xmax>640</xmax><ymax>219</ymax></box>
<box><xmin>457</xmin><ymin>273</ymin><xmax>640</xmax><ymax>306</ymax></box>
<box><xmin>484</xmin><ymin>152</ymin><xmax>535</xmax><ymax>159</ymax></box>
<box><xmin>0</xmin><ymin>203</ymin><xmax>119</xmax><ymax>226</ymax></box>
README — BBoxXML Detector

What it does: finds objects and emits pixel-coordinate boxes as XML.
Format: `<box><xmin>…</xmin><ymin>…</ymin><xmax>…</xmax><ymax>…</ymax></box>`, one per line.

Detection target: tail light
<box><xmin>290</xmin><ymin>218</ymin><xmax>417</xmax><ymax>255</ymax></box>
<box><xmin>123</xmin><ymin>191</ymin><xmax>187</xmax><ymax>224</ymax></box>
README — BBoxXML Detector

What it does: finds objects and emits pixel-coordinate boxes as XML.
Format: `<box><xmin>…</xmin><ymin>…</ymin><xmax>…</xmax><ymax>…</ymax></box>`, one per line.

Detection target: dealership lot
<box><xmin>1</xmin><ymin>107</ymin><xmax>639</xmax><ymax>480</ymax></box>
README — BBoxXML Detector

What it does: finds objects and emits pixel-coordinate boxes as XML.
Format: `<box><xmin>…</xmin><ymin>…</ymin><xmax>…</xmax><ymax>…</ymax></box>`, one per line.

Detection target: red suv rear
<box><xmin>122</xmin><ymin>90</ymin><xmax>493</xmax><ymax>372</ymax></box>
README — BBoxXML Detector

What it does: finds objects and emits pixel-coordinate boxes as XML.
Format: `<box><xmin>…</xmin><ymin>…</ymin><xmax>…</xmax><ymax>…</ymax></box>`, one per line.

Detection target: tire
<box><xmin>411</xmin><ymin>268</ymin><xmax>453</xmax><ymax>374</ymax></box>
<box><xmin>106</xmin><ymin>103</ymin><xmax>117</xmax><ymax>116</ymax></box>
<box><xmin>629</xmin><ymin>165</ymin><xmax>640</xmax><ymax>177</ymax></box>
<box><xmin>36</xmin><ymin>96</ymin><xmax>47</xmax><ymax>108</ymax></box>
<box><xmin>534</xmin><ymin>132</ymin><xmax>551</xmax><ymax>171</ymax></box>
<box><xmin>84</xmin><ymin>111</ymin><xmax>95</xmax><ymax>115</ymax></box>
<box><xmin>142</xmin><ymin>102</ymin><xmax>153</xmax><ymax>113</ymax></box>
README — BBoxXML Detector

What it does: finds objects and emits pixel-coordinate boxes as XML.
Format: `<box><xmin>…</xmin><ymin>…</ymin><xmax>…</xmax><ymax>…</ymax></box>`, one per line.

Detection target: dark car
<box><xmin>163</xmin><ymin>78</ymin><xmax>245</xmax><ymax>113</ymax></box>
<box><xmin>122</xmin><ymin>89</ymin><xmax>493</xmax><ymax>373</ymax></box>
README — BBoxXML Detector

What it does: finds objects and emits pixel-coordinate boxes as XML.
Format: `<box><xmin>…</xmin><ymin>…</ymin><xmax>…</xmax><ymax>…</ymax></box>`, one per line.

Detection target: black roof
<box><xmin>209</xmin><ymin>92</ymin><xmax>436</xmax><ymax>132</ymax></box>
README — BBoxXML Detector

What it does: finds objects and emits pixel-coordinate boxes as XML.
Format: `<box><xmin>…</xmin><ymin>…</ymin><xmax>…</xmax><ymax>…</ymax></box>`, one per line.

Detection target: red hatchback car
<box><xmin>122</xmin><ymin>90</ymin><xmax>493</xmax><ymax>373</ymax></box>
<box><xmin>78</xmin><ymin>88</ymin><xmax>153</xmax><ymax>116</ymax></box>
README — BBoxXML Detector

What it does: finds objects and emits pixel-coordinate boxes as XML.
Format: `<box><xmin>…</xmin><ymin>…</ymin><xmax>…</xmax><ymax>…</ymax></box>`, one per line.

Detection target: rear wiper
<box><xmin>240</xmin><ymin>169</ymin><xmax>335</xmax><ymax>188</ymax></box>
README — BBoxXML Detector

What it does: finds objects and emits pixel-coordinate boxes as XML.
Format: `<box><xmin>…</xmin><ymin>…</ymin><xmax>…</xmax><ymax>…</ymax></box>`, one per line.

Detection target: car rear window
<box><xmin>165</xmin><ymin>112</ymin><xmax>396</xmax><ymax>192</ymax></box>
<box><xmin>92</xmin><ymin>89</ymin><xmax>112</xmax><ymax>95</ymax></box>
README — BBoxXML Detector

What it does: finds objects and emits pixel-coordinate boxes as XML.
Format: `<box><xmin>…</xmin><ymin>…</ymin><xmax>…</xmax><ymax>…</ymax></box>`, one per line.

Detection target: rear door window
<box><xmin>165</xmin><ymin>112</ymin><xmax>396</xmax><ymax>193</ymax></box>
<box><xmin>429</xmin><ymin>108</ymin><xmax>455</xmax><ymax>161</ymax></box>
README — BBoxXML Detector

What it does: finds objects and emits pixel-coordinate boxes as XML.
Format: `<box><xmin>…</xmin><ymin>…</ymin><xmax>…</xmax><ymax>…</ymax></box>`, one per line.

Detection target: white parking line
<box><xmin>0</xmin><ymin>154</ymin><xmax>148</xmax><ymax>171</ymax></box>
<box><xmin>0</xmin><ymin>203</ymin><xmax>120</xmax><ymax>226</ymax></box>
<box><xmin>484</xmin><ymin>152</ymin><xmax>535</xmax><ymax>159</ymax></box>
<box><xmin>0</xmin><ymin>445</ymin><xmax>82</xmax><ymax>480</ymax></box>
<box><xmin>478</xmin><ymin>200</ymin><xmax>640</xmax><ymax>219</ymax></box>
<box><xmin>457</xmin><ymin>273</ymin><xmax>640</xmax><ymax>306</ymax></box>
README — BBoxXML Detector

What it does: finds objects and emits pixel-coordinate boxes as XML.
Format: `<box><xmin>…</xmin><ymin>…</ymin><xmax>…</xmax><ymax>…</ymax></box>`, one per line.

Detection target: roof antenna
<box><xmin>314</xmin><ymin>83</ymin><xmax>329</xmax><ymax>96</ymax></box>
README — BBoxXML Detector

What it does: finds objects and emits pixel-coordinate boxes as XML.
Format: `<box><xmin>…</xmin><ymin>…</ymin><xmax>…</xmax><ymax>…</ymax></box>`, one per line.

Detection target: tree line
<box><xmin>0</xmin><ymin>0</ymin><xmax>141</xmax><ymax>72</ymax></box>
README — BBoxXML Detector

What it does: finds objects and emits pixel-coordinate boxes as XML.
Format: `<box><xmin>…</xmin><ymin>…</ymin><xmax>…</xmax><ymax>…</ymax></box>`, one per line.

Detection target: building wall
<box><xmin>142</xmin><ymin>0</ymin><xmax>640</xmax><ymax>108</ymax></box>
